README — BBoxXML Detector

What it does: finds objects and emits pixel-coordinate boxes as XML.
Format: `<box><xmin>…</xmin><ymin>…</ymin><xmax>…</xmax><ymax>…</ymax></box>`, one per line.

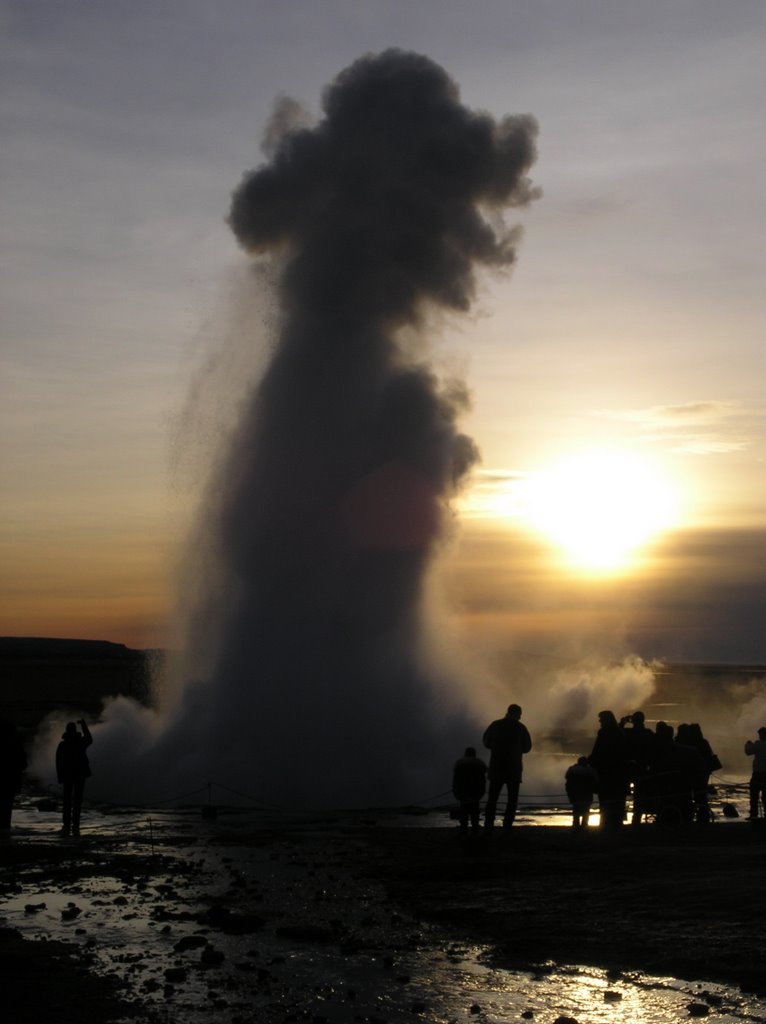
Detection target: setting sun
<box><xmin>522</xmin><ymin>452</ymin><xmax>680</xmax><ymax>572</ymax></box>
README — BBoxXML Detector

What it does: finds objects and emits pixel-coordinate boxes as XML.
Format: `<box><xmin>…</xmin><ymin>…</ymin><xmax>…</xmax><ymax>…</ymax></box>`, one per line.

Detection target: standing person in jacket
<box><xmin>588</xmin><ymin>710</ymin><xmax>630</xmax><ymax>830</ymax></box>
<box><xmin>56</xmin><ymin>720</ymin><xmax>92</xmax><ymax>836</ymax></box>
<box><xmin>619</xmin><ymin>710</ymin><xmax>655</xmax><ymax>824</ymax></box>
<box><xmin>745</xmin><ymin>726</ymin><xmax>766</xmax><ymax>820</ymax></box>
<box><xmin>482</xmin><ymin>704</ymin><xmax>532</xmax><ymax>830</ymax></box>
<box><xmin>452</xmin><ymin>746</ymin><xmax>487</xmax><ymax>835</ymax></box>
<box><xmin>0</xmin><ymin>719</ymin><xmax>27</xmax><ymax>834</ymax></box>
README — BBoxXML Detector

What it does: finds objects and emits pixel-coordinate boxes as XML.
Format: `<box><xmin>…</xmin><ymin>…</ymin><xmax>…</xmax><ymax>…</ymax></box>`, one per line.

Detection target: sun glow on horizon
<box><xmin>522</xmin><ymin>451</ymin><xmax>680</xmax><ymax>573</ymax></box>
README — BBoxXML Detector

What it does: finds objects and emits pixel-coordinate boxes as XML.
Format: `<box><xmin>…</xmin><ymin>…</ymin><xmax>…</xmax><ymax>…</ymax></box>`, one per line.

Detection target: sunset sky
<box><xmin>2</xmin><ymin>1</ymin><xmax>764</xmax><ymax>662</ymax></box>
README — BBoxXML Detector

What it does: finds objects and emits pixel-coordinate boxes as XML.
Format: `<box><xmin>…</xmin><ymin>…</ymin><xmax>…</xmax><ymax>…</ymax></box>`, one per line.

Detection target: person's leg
<box><xmin>503</xmin><ymin>780</ymin><xmax>520</xmax><ymax>828</ymax></box>
<box><xmin>62</xmin><ymin>781</ymin><xmax>73</xmax><ymax>833</ymax></box>
<box><xmin>468</xmin><ymin>800</ymin><xmax>480</xmax><ymax>833</ymax></box>
<box><xmin>756</xmin><ymin>773</ymin><xmax>766</xmax><ymax>817</ymax></box>
<box><xmin>582</xmin><ymin>800</ymin><xmax>591</xmax><ymax>828</ymax></box>
<box><xmin>72</xmin><ymin>779</ymin><xmax>85</xmax><ymax>833</ymax></box>
<box><xmin>458</xmin><ymin>801</ymin><xmax>469</xmax><ymax>833</ymax></box>
<box><xmin>484</xmin><ymin>777</ymin><xmax>503</xmax><ymax>828</ymax></box>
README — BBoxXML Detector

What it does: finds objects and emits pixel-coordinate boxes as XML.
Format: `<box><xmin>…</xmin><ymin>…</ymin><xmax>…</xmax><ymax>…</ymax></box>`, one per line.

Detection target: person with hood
<box><xmin>56</xmin><ymin>720</ymin><xmax>92</xmax><ymax>835</ymax></box>
<box><xmin>745</xmin><ymin>726</ymin><xmax>766</xmax><ymax>820</ymax></box>
<box><xmin>0</xmin><ymin>719</ymin><xmax>27</xmax><ymax>834</ymax></box>
<box><xmin>482</xmin><ymin>704</ymin><xmax>532</xmax><ymax>830</ymax></box>
<box><xmin>452</xmin><ymin>746</ymin><xmax>488</xmax><ymax>835</ymax></box>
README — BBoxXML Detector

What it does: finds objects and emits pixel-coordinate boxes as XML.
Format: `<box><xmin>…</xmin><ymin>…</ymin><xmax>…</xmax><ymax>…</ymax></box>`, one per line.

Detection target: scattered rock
<box><xmin>604</xmin><ymin>990</ymin><xmax>622</xmax><ymax>1002</ymax></box>
<box><xmin>521</xmin><ymin>1012</ymin><xmax>534</xmax><ymax>1019</ymax></box>
<box><xmin>470</xmin><ymin>1004</ymin><xmax>482</xmax><ymax>1014</ymax></box>
<box><xmin>163</xmin><ymin>967</ymin><xmax>187</xmax><ymax>983</ymax></box>
<box><xmin>61</xmin><ymin>904</ymin><xmax>81</xmax><ymax>921</ymax></box>
<box><xmin>24</xmin><ymin>903</ymin><xmax>46</xmax><ymax>914</ymax></box>
<box><xmin>554</xmin><ymin>1017</ymin><xmax>578</xmax><ymax>1024</ymax></box>
<box><xmin>201</xmin><ymin>947</ymin><xmax>226</xmax><ymax>966</ymax></box>
<box><xmin>174</xmin><ymin>934</ymin><xmax>207</xmax><ymax>952</ymax></box>
<box><xmin>687</xmin><ymin>1003</ymin><xmax>710</xmax><ymax>1017</ymax></box>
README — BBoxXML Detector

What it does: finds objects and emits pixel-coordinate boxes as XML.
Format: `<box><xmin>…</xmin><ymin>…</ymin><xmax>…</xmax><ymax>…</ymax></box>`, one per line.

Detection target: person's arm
<box><xmin>79</xmin><ymin>720</ymin><xmax>93</xmax><ymax>747</ymax></box>
<box><xmin>522</xmin><ymin>724</ymin><xmax>532</xmax><ymax>753</ymax></box>
<box><xmin>482</xmin><ymin>724</ymin><xmax>493</xmax><ymax>749</ymax></box>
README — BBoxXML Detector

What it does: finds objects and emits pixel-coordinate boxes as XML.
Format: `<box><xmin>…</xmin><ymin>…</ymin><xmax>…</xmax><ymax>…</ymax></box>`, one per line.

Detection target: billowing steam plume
<box><xmin>37</xmin><ymin>51</ymin><xmax>540</xmax><ymax>808</ymax></box>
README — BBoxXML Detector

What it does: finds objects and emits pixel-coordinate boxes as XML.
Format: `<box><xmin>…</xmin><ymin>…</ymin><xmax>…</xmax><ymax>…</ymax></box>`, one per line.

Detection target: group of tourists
<box><xmin>452</xmin><ymin>703</ymin><xmax>766</xmax><ymax>833</ymax></box>
<box><xmin>1</xmin><ymin>707</ymin><xmax>764</xmax><ymax>837</ymax></box>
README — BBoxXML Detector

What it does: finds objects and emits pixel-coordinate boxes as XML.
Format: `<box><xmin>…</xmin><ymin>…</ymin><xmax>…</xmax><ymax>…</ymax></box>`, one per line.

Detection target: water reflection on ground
<box><xmin>2</xmin><ymin>793</ymin><xmax>761</xmax><ymax>1024</ymax></box>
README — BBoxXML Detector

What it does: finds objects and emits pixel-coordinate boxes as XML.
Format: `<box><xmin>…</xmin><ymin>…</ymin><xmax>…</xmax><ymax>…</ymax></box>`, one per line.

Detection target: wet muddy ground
<box><xmin>2</xmin><ymin>800</ymin><xmax>765</xmax><ymax>1024</ymax></box>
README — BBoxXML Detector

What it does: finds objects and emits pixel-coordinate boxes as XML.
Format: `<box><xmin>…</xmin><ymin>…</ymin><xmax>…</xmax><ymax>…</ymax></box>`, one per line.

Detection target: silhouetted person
<box><xmin>483</xmin><ymin>703</ymin><xmax>532</xmax><ymax>830</ymax></box>
<box><xmin>619</xmin><ymin>710</ymin><xmax>655</xmax><ymax>824</ymax></box>
<box><xmin>647</xmin><ymin>720</ymin><xmax>700</xmax><ymax>824</ymax></box>
<box><xmin>744</xmin><ymin>726</ymin><xmax>766</xmax><ymax>820</ymax></box>
<box><xmin>677</xmin><ymin>722</ymin><xmax>719</xmax><ymax>823</ymax></box>
<box><xmin>56</xmin><ymin>720</ymin><xmax>92</xmax><ymax>835</ymax></box>
<box><xmin>0</xmin><ymin>720</ymin><xmax>27</xmax><ymax>834</ymax></box>
<box><xmin>588</xmin><ymin>710</ymin><xmax>630</xmax><ymax>829</ymax></box>
<box><xmin>565</xmin><ymin>755</ymin><xmax>599</xmax><ymax>828</ymax></box>
<box><xmin>452</xmin><ymin>746</ymin><xmax>488</xmax><ymax>835</ymax></box>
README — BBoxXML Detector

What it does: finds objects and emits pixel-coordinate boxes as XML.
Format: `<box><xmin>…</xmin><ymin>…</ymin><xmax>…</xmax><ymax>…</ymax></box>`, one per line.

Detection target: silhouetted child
<box><xmin>565</xmin><ymin>756</ymin><xmax>599</xmax><ymax>828</ymax></box>
<box><xmin>452</xmin><ymin>747</ymin><xmax>487</xmax><ymax>834</ymax></box>
<box><xmin>56</xmin><ymin>720</ymin><xmax>92</xmax><ymax>836</ymax></box>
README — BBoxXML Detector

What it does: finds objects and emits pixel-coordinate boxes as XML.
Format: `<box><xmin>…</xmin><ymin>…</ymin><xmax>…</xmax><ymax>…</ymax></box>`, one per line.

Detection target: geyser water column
<box><xmin>171</xmin><ymin>50</ymin><xmax>539</xmax><ymax>808</ymax></box>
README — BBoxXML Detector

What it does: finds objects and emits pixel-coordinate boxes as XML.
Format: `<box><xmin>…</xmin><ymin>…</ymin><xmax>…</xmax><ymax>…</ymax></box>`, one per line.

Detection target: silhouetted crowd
<box><xmin>571</xmin><ymin>709</ymin><xmax>723</xmax><ymax>829</ymax></box>
<box><xmin>451</xmin><ymin>704</ymin><xmax>766</xmax><ymax>834</ymax></box>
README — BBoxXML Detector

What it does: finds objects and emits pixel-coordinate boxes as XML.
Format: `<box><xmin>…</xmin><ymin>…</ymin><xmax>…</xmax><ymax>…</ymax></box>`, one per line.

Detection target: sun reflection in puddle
<box><xmin>2</xmin><ymin>801</ymin><xmax>764</xmax><ymax>1024</ymax></box>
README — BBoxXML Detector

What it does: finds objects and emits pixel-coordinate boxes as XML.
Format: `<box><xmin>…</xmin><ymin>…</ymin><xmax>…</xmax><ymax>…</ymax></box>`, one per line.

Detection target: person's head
<box><xmin>758</xmin><ymin>727</ymin><xmax>766</xmax><ymax>740</ymax></box>
<box><xmin>464</xmin><ymin>746</ymin><xmax>476</xmax><ymax>758</ymax></box>
<box><xmin>64</xmin><ymin>722</ymin><xmax>78</xmax><ymax>739</ymax></box>
<box><xmin>506</xmin><ymin>704</ymin><xmax>522</xmax><ymax>721</ymax></box>
<box><xmin>598</xmin><ymin>710</ymin><xmax>617</xmax><ymax>729</ymax></box>
<box><xmin>577</xmin><ymin>755</ymin><xmax>588</xmax><ymax>766</ymax></box>
<box><xmin>632</xmin><ymin>710</ymin><xmax>645</xmax><ymax>726</ymax></box>
<box><xmin>656</xmin><ymin>721</ymin><xmax>673</xmax><ymax>741</ymax></box>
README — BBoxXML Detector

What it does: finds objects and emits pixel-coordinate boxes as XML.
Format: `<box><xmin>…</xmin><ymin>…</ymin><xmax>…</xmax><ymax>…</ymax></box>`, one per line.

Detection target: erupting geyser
<box><xmin>50</xmin><ymin>50</ymin><xmax>540</xmax><ymax>809</ymax></box>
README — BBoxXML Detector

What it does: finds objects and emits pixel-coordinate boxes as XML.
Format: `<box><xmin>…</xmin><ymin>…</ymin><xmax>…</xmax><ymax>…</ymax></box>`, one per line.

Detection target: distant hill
<box><xmin>0</xmin><ymin>637</ymin><xmax>157</xmax><ymax>732</ymax></box>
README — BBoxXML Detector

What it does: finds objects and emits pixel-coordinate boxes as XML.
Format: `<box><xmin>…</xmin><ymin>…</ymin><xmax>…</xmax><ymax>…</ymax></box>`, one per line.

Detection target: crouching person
<box><xmin>452</xmin><ymin>747</ymin><xmax>487</xmax><ymax>835</ymax></box>
<box><xmin>565</xmin><ymin>756</ymin><xmax>599</xmax><ymax>828</ymax></box>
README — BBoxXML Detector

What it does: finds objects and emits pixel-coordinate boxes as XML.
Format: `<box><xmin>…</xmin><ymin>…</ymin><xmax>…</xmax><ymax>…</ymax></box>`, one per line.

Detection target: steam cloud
<box><xmin>35</xmin><ymin>51</ymin><xmax>541</xmax><ymax>808</ymax></box>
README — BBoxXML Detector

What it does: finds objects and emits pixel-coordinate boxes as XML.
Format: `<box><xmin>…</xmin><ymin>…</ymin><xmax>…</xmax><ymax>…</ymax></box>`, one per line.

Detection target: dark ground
<box><xmin>2</xmin><ymin>820</ymin><xmax>766</xmax><ymax>1023</ymax></box>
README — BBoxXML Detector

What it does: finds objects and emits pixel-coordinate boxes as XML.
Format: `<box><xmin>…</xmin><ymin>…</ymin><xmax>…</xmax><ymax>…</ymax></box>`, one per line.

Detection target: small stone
<box><xmin>164</xmin><ymin>967</ymin><xmax>187</xmax><ymax>983</ymax></box>
<box><xmin>604</xmin><ymin>991</ymin><xmax>622</xmax><ymax>1002</ymax></box>
<box><xmin>174</xmin><ymin>935</ymin><xmax>207</xmax><ymax>952</ymax></box>
<box><xmin>553</xmin><ymin>1017</ymin><xmax>578</xmax><ymax>1024</ymax></box>
<box><xmin>687</xmin><ymin>1004</ymin><xmax>710</xmax><ymax>1017</ymax></box>
<box><xmin>201</xmin><ymin>947</ymin><xmax>225</xmax><ymax>966</ymax></box>
<box><xmin>521</xmin><ymin>1012</ymin><xmax>534</xmax><ymax>1020</ymax></box>
<box><xmin>470</xmin><ymin>1004</ymin><xmax>481</xmax><ymax>1014</ymax></box>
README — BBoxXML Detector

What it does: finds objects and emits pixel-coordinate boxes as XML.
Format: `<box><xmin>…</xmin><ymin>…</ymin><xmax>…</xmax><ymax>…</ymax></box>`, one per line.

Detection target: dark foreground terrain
<box><xmin>2</xmin><ymin>819</ymin><xmax>765</xmax><ymax>1023</ymax></box>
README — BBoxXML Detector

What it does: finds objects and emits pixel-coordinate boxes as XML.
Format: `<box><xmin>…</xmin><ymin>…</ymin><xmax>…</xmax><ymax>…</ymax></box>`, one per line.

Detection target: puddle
<box><xmin>2</xmin><ymin>797</ymin><xmax>762</xmax><ymax>1023</ymax></box>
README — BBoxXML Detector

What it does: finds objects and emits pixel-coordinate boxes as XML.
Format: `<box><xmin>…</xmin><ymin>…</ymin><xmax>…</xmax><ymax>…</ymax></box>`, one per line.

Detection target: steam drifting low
<box><xmin>45</xmin><ymin>51</ymin><xmax>541</xmax><ymax>808</ymax></box>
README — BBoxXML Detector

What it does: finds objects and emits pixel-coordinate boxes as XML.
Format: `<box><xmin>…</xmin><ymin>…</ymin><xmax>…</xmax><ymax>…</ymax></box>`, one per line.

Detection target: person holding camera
<box><xmin>55</xmin><ymin>719</ymin><xmax>93</xmax><ymax>836</ymax></box>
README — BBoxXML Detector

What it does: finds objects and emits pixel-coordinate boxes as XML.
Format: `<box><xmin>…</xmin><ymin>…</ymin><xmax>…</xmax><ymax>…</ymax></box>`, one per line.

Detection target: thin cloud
<box><xmin>595</xmin><ymin>401</ymin><xmax>754</xmax><ymax>455</ymax></box>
